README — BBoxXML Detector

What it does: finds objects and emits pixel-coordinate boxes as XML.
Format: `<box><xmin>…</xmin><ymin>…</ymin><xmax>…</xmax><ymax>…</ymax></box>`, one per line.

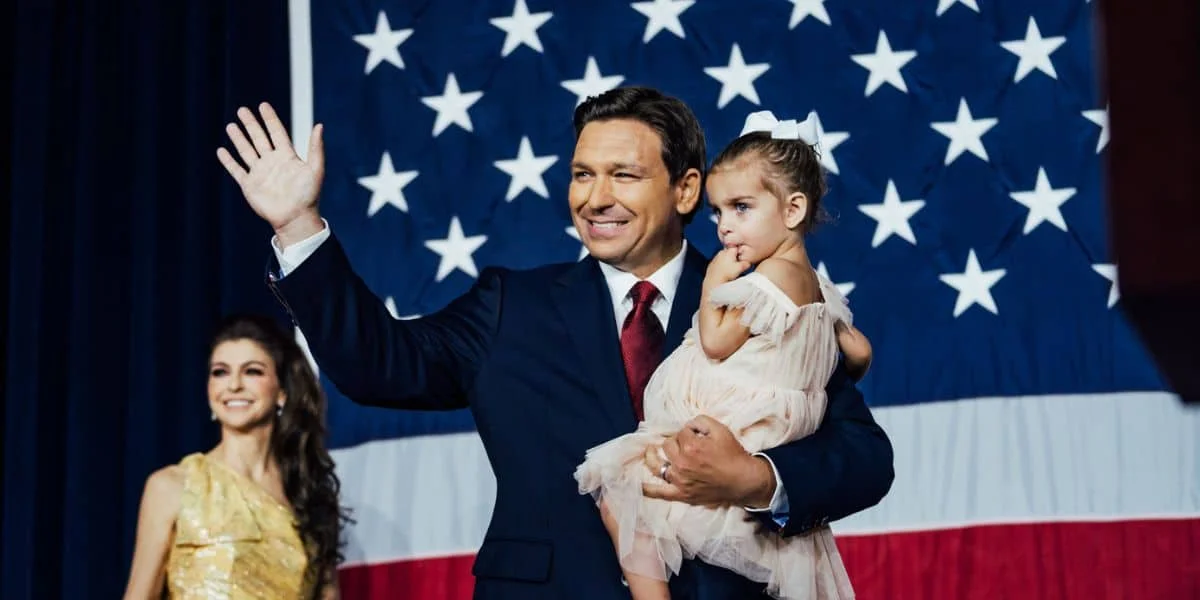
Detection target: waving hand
<box><xmin>217</xmin><ymin>102</ymin><xmax>325</xmax><ymax>244</ymax></box>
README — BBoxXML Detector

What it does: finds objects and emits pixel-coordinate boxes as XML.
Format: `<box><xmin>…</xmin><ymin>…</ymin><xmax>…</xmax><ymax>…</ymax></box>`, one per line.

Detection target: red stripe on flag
<box><xmin>839</xmin><ymin>518</ymin><xmax>1200</xmax><ymax>599</ymax></box>
<box><xmin>338</xmin><ymin>519</ymin><xmax>1200</xmax><ymax>599</ymax></box>
<box><xmin>338</xmin><ymin>554</ymin><xmax>475</xmax><ymax>600</ymax></box>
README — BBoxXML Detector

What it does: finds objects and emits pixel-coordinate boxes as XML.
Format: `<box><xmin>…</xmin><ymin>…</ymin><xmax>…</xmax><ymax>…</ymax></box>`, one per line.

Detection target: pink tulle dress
<box><xmin>575</xmin><ymin>270</ymin><xmax>856</xmax><ymax>600</ymax></box>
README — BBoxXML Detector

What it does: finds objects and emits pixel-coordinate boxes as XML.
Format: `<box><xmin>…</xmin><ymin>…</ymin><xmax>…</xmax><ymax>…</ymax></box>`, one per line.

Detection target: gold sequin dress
<box><xmin>165</xmin><ymin>453</ymin><xmax>316</xmax><ymax>599</ymax></box>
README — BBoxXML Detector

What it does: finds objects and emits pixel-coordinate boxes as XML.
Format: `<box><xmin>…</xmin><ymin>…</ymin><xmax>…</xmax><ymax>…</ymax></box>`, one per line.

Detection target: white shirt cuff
<box><xmin>744</xmin><ymin>452</ymin><xmax>789</xmax><ymax>517</ymax></box>
<box><xmin>271</xmin><ymin>219</ymin><xmax>331</xmax><ymax>278</ymax></box>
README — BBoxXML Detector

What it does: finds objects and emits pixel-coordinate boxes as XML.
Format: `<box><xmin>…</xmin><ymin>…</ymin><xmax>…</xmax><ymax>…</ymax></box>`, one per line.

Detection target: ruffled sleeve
<box><xmin>707</xmin><ymin>270</ymin><xmax>856</xmax><ymax>345</ymax></box>
<box><xmin>814</xmin><ymin>270</ymin><xmax>853</xmax><ymax>327</ymax></box>
<box><xmin>707</xmin><ymin>272</ymin><xmax>801</xmax><ymax>344</ymax></box>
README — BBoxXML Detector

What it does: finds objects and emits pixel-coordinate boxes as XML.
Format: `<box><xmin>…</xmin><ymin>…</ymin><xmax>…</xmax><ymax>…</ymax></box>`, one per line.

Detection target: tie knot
<box><xmin>629</xmin><ymin>281</ymin><xmax>660</xmax><ymax>306</ymax></box>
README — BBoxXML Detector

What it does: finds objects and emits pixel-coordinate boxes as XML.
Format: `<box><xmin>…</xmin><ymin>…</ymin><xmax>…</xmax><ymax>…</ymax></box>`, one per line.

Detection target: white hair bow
<box><xmin>740</xmin><ymin>110</ymin><xmax>821</xmax><ymax>153</ymax></box>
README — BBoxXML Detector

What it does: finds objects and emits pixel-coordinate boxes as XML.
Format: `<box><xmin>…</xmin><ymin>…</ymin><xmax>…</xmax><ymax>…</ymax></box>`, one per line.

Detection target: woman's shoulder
<box><xmin>145</xmin><ymin>452</ymin><xmax>215</xmax><ymax>501</ymax></box>
<box><xmin>137</xmin><ymin>461</ymin><xmax>187</xmax><ymax>522</ymax></box>
<box><xmin>149</xmin><ymin>458</ymin><xmax>190</xmax><ymax>490</ymax></box>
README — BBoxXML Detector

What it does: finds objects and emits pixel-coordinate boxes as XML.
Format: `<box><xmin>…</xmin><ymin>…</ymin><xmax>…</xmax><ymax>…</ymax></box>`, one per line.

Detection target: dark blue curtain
<box><xmin>4</xmin><ymin>1</ymin><xmax>292</xmax><ymax>597</ymax></box>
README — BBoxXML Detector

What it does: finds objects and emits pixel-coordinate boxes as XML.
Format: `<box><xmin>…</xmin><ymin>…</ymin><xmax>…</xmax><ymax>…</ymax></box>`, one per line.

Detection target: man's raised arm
<box><xmin>217</xmin><ymin>103</ymin><xmax>498</xmax><ymax>410</ymax></box>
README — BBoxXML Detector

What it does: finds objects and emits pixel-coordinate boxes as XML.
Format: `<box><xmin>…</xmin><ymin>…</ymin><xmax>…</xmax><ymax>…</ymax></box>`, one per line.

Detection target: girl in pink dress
<box><xmin>575</xmin><ymin>110</ymin><xmax>872</xmax><ymax>600</ymax></box>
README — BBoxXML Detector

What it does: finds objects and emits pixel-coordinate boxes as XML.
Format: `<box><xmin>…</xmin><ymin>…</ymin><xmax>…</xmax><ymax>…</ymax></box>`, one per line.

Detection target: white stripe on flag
<box><xmin>333</xmin><ymin>433</ymin><xmax>495</xmax><ymax>566</ymax></box>
<box><xmin>331</xmin><ymin>391</ymin><xmax>1199</xmax><ymax>567</ymax></box>
<box><xmin>836</xmin><ymin>391</ymin><xmax>1199</xmax><ymax>535</ymax></box>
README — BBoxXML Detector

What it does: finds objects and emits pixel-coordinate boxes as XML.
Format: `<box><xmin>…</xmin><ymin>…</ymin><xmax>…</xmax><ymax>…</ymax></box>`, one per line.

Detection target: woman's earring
<box><xmin>276</xmin><ymin>405</ymin><xmax>283</xmax><ymax>417</ymax></box>
<box><xmin>210</xmin><ymin>411</ymin><xmax>216</xmax><ymax>421</ymax></box>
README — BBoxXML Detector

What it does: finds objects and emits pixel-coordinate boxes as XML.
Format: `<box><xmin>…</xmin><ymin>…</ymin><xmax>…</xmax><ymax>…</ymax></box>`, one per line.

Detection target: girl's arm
<box><xmin>698</xmin><ymin>286</ymin><xmax>751</xmax><ymax>361</ymax></box>
<box><xmin>836</xmin><ymin>322</ymin><xmax>873</xmax><ymax>381</ymax></box>
<box><xmin>122</xmin><ymin>466</ymin><xmax>183</xmax><ymax>600</ymax></box>
<box><xmin>699</xmin><ymin>250</ymin><xmax>752</xmax><ymax>360</ymax></box>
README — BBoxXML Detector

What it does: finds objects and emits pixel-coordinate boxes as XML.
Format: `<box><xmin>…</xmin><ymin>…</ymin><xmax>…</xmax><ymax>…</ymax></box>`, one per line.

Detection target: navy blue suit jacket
<box><xmin>268</xmin><ymin>235</ymin><xmax>893</xmax><ymax>599</ymax></box>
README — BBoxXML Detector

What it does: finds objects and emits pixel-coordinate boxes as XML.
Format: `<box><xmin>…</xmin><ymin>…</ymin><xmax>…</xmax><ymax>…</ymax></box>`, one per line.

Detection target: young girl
<box><xmin>574</xmin><ymin>110</ymin><xmax>871</xmax><ymax>600</ymax></box>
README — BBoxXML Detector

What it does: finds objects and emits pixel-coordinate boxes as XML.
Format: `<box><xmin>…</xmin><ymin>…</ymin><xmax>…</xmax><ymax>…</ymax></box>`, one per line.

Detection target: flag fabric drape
<box><xmin>290</xmin><ymin>0</ymin><xmax>1198</xmax><ymax>598</ymax></box>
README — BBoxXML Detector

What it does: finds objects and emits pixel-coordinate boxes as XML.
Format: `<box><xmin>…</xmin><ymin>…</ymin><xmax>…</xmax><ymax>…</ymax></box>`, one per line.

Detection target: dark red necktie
<box><xmin>620</xmin><ymin>281</ymin><xmax>664</xmax><ymax>421</ymax></box>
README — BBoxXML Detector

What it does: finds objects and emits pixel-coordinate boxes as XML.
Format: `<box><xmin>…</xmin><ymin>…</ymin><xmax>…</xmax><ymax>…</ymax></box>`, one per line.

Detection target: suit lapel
<box><xmin>663</xmin><ymin>245</ymin><xmax>709</xmax><ymax>356</ymax></box>
<box><xmin>553</xmin><ymin>257</ymin><xmax>638</xmax><ymax>434</ymax></box>
<box><xmin>552</xmin><ymin>245</ymin><xmax>710</xmax><ymax>433</ymax></box>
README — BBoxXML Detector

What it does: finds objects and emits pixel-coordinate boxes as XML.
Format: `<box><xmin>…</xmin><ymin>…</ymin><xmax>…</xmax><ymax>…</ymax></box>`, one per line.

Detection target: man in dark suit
<box><xmin>217</xmin><ymin>87</ymin><xmax>893</xmax><ymax>599</ymax></box>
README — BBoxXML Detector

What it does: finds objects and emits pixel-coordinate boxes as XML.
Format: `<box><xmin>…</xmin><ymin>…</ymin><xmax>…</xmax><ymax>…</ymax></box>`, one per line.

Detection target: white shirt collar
<box><xmin>597</xmin><ymin>241</ymin><xmax>688</xmax><ymax>309</ymax></box>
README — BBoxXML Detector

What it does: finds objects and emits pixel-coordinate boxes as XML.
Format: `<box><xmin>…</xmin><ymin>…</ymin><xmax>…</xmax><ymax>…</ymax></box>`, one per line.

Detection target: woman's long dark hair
<box><xmin>210</xmin><ymin>314</ymin><xmax>352</xmax><ymax>593</ymax></box>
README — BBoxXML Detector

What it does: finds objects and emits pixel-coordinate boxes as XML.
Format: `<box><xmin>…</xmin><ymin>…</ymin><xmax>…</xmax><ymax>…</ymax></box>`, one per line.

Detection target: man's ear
<box><xmin>674</xmin><ymin>168</ymin><xmax>703</xmax><ymax>216</ymax></box>
<box><xmin>784</xmin><ymin>192</ymin><xmax>808</xmax><ymax>229</ymax></box>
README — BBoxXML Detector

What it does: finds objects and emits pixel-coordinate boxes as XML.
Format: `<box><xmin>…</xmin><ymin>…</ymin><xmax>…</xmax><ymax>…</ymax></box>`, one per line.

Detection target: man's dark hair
<box><xmin>573</xmin><ymin>87</ymin><xmax>707</xmax><ymax>223</ymax></box>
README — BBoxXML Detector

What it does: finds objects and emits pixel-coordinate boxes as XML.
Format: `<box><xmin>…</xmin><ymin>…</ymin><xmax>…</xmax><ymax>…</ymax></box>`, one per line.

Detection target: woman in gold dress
<box><xmin>123</xmin><ymin>314</ymin><xmax>351</xmax><ymax>599</ymax></box>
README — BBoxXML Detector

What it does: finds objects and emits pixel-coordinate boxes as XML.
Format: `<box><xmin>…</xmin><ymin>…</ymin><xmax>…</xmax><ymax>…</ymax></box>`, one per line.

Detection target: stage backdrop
<box><xmin>3</xmin><ymin>1</ymin><xmax>293</xmax><ymax>598</ymax></box>
<box><xmin>287</xmin><ymin>0</ymin><xmax>1199</xmax><ymax>598</ymax></box>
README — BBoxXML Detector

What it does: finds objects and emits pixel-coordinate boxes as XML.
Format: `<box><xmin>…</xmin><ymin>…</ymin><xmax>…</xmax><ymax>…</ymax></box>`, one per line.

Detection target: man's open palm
<box><xmin>216</xmin><ymin>102</ymin><xmax>324</xmax><ymax>232</ymax></box>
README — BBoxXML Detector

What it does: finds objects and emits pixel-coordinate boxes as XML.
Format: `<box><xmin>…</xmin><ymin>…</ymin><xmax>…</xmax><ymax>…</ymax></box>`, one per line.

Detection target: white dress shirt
<box><xmin>271</xmin><ymin>222</ymin><xmax>789</xmax><ymax>519</ymax></box>
<box><xmin>596</xmin><ymin>243</ymin><xmax>686</xmax><ymax>334</ymax></box>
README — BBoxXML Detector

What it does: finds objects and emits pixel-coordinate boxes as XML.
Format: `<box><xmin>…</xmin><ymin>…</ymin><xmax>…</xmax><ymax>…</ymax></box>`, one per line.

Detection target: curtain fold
<box><xmin>5</xmin><ymin>1</ymin><xmax>291</xmax><ymax>597</ymax></box>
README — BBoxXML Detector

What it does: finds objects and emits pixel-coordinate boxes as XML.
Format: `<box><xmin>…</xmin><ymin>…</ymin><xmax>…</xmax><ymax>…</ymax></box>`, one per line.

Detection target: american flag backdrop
<box><xmin>284</xmin><ymin>0</ymin><xmax>1200</xmax><ymax>598</ymax></box>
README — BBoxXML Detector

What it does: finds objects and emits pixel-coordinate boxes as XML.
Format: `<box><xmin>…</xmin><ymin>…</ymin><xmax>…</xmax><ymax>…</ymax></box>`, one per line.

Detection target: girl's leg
<box><xmin>599</xmin><ymin>497</ymin><xmax>671</xmax><ymax>600</ymax></box>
